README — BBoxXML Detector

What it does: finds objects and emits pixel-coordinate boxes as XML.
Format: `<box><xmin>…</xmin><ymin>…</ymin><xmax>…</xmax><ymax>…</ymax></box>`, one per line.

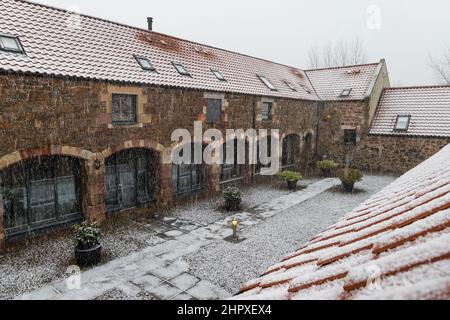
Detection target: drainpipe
<box><xmin>315</xmin><ymin>101</ymin><xmax>322</xmax><ymax>159</ymax></box>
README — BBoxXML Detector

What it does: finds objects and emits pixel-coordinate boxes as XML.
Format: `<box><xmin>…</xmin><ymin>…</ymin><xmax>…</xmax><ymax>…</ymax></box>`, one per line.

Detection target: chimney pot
<box><xmin>147</xmin><ymin>17</ymin><xmax>153</xmax><ymax>31</ymax></box>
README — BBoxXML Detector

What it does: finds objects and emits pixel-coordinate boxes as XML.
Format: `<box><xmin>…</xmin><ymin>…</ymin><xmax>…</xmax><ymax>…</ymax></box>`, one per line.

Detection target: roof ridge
<box><xmin>304</xmin><ymin>62</ymin><xmax>380</xmax><ymax>72</ymax></box>
<box><xmin>385</xmin><ymin>85</ymin><xmax>450</xmax><ymax>90</ymax></box>
<box><xmin>15</xmin><ymin>0</ymin><xmax>305</xmax><ymax>72</ymax></box>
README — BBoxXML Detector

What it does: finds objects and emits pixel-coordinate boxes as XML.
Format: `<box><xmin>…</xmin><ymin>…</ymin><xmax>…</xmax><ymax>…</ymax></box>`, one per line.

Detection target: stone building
<box><xmin>0</xmin><ymin>0</ymin><xmax>448</xmax><ymax>248</ymax></box>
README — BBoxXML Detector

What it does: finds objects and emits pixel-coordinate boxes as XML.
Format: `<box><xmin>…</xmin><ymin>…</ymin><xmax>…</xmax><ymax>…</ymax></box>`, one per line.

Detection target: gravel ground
<box><xmin>0</xmin><ymin>182</ymin><xmax>293</xmax><ymax>300</ymax></box>
<box><xmin>185</xmin><ymin>175</ymin><xmax>396</xmax><ymax>294</ymax></box>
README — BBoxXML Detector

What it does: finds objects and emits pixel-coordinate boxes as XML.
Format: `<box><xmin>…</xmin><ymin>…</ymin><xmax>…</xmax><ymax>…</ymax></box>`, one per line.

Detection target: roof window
<box><xmin>135</xmin><ymin>56</ymin><xmax>156</xmax><ymax>71</ymax></box>
<box><xmin>340</xmin><ymin>88</ymin><xmax>352</xmax><ymax>97</ymax></box>
<box><xmin>284</xmin><ymin>81</ymin><xmax>296</xmax><ymax>91</ymax></box>
<box><xmin>258</xmin><ymin>75</ymin><xmax>277</xmax><ymax>91</ymax></box>
<box><xmin>394</xmin><ymin>115</ymin><xmax>411</xmax><ymax>131</ymax></box>
<box><xmin>173</xmin><ymin>62</ymin><xmax>190</xmax><ymax>76</ymax></box>
<box><xmin>211</xmin><ymin>69</ymin><xmax>226</xmax><ymax>81</ymax></box>
<box><xmin>0</xmin><ymin>35</ymin><xmax>24</xmax><ymax>53</ymax></box>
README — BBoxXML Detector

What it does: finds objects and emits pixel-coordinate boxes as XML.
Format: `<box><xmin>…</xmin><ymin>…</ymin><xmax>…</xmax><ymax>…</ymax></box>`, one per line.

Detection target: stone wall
<box><xmin>0</xmin><ymin>73</ymin><xmax>318</xmax><ymax>248</ymax></box>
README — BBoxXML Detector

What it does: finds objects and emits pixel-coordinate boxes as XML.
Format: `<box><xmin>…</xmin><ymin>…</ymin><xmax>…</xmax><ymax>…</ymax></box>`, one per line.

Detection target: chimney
<box><xmin>147</xmin><ymin>17</ymin><xmax>153</xmax><ymax>31</ymax></box>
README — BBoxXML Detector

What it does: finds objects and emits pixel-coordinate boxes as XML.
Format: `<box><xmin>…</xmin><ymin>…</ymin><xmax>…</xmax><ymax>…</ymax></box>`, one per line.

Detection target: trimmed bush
<box><xmin>74</xmin><ymin>222</ymin><xmax>101</xmax><ymax>250</ymax></box>
<box><xmin>223</xmin><ymin>187</ymin><xmax>242</xmax><ymax>211</ymax></box>
<box><xmin>336</xmin><ymin>169</ymin><xmax>363</xmax><ymax>192</ymax></box>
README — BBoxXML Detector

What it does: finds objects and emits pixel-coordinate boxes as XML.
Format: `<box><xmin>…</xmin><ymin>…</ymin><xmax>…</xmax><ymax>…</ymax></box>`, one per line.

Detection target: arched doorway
<box><xmin>0</xmin><ymin>156</ymin><xmax>83</xmax><ymax>239</ymax></box>
<box><xmin>105</xmin><ymin>148</ymin><xmax>158</xmax><ymax>212</ymax></box>
<box><xmin>282</xmin><ymin>134</ymin><xmax>301</xmax><ymax>168</ymax></box>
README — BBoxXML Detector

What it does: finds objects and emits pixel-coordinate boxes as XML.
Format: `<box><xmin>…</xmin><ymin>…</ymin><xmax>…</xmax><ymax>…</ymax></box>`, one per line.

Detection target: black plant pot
<box><xmin>225</xmin><ymin>199</ymin><xmax>241</xmax><ymax>212</ymax></box>
<box><xmin>287</xmin><ymin>180</ymin><xmax>298</xmax><ymax>191</ymax></box>
<box><xmin>321</xmin><ymin>168</ymin><xmax>332</xmax><ymax>177</ymax></box>
<box><xmin>75</xmin><ymin>244</ymin><xmax>102</xmax><ymax>267</ymax></box>
<box><xmin>342</xmin><ymin>182</ymin><xmax>355</xmax><ymax>193</ymax></box>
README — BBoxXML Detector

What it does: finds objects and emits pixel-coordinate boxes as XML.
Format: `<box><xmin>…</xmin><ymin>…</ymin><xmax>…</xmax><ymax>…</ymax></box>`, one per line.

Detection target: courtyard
<box><xmin>0</xmin><ymin>175</ymin><xmax>396</xmax><ymax>300</ymax></box>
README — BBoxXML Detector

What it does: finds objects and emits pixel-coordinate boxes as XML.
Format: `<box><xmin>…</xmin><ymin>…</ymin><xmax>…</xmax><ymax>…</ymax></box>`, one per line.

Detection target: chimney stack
<box><xmin>147</xmin><ymin>17</ymin><xmax>153</xmax><ymax>31</ymax></box>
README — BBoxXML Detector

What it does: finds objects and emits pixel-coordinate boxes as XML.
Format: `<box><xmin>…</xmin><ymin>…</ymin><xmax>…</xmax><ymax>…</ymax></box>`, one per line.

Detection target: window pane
<box><xmin>206</xmin><ymin>99</ymin><xmax>222</xmax><ymax>123</ymax></box>
<box><xmin>57</xmin><ymin>176</ymin><xmax>79</xmax><ymax>216</ymax></box>
<box><xmin>29</xmin><ymin>178</ymin><xmax>56</xmax><ymax>224</ymax></box>
<box><xmin>2</xmin><ymin>187</ymin><xmax>28</xmax><ymax>229</ymax></box>
<box><xmin>262</xmin><ymin>102</ymin><xmax>272</xmax><ymax>121</ymax></box>
<box><xmin>0</xmin><ymin>36</ymin><xmax>21</xmax><ymax>51</ymax></box>
<box><xmin>395</xmin><ymin>116</ymin><xmax>410</xmax><ymax>130</ymax></box>
<box><xmin>112</xmin><ymin>94</ymin><xmax>137</xmax><ymax>124</ymax></box>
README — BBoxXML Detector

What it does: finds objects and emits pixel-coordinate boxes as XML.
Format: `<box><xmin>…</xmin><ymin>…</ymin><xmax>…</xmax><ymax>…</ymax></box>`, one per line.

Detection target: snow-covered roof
<box><xmin>370</xmin><ymin>86</ymin><xmax>450</xmax><ymax>137</ymax></box>
<box><xmin>235</xmin><ymin>143</ymin><xmax>450</xmax><ymax>300</ymax></box>
<box><xmin>0</xmin><ymin>0</ymin><xmax>319</xmax><ymax>100</ymax></box>
<box><xmin>305</xmin><ymin>63</ymin><xmax>382</xmax><ymax>101</ymax></box>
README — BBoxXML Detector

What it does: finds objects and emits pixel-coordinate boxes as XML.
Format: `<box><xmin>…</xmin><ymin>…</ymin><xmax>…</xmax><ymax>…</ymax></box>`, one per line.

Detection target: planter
<box><xmin>342</xmin><ymin>182</ymin><xmax>355</xmax><ymax>193</ymax></box>
<box><xmin>225</xmin><ymin>199</ymin><xmax>241</xmax><ymax>212</ymax></box>
<box><xmin>75</xmin><ymin>244</ymin><xmax>102</xmax><ymax>267</ymax></box>
<box><xmin>287</xmin><ymin>180</ymin><xmax>298</xmax><ymax>191</ymax></box>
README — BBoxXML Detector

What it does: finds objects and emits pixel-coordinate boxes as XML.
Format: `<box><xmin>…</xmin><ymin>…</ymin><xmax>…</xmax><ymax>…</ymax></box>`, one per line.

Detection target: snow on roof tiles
<box><xmin>0</xmin><ymin>0</ymin><xmax>319</xmax><ymax>100</ymax></box>
<box><xmin>235</xmin><ymin>143</ymin><xmax>450</xmax><ymax>300</ymax></box>
<box><xmin>370</xmin><ymin>86</ymin><xmax>450</xmax><ymax>137</ymax></box>
<box><xmin>305</xmin><ymin>63</ymin><xmax>382</xmax><ymax>101</ymax></box>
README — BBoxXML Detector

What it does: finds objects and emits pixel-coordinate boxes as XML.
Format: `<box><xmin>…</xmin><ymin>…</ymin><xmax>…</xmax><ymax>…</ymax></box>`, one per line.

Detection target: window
<box><xmin>173</xmin><ymin>62</ymin><xmax>190</xmax><ymax>76</ymax></box>
<box><xmin>394</xmin><ymin>115</ymin><xmax>411</xmax><ymax>131</ymax></box>
<box><xmin>284</xmin><ymin>81</ymin><xmax>297</xmax><ymax>91</ymax></box>
<box><xmin>256</xmin><ymin>136</ymin><xmax>272</xmax><ymax>174</ymax></box>
<box><xmin>300</xmin><ymin>84</ymin><xmax>312</xmax><ymax>94</ymax></box>
<box><xmin>105</xmin><ymin>149</ymin><xmax>156</xmax><ymax>212</ymax></box>
<box><xmin>340</xmin><ymin>88</ymin><xmax>353</xmax><ymax>97</ymax></box>
<box><xmin>258</xmin><ymin>75</ymin><xmax>277</xmax><ymax>91</ymax></box>
<box><xmin>261</xmin><ymin>102</ymin><xmax>273</xmax><ymax>121</ymax></box>
<box><xmin>211</xmin><ymin>69</ymin><xmax>226</xmax><ymax>81</ymax></box>
<box><xmin>206</xmin><ymin>98</ymin><xmax>222</xmax><ymax>123</ymax></box>
<box><xmin>0</xmin><ymin>35</ymin><xmax>24</xmax><ymax>53</ymax></box>
<box><xmin>0</xmin><ymin>156</ymin><xmax>82</xmax><ymax>239</ymax></box>
<box><xmin>282</xmin><ymin>134</ymin><xmax>300</xmax><ymax>167</ymax></box>
<box><xmin>172</xmin><ymin>144</ymin><xmax>203</xmax><ymax>197</ymax></box>
<box><xmin>112</xmin><ymin>94</ymin><xmax>137</xmax><ymax>125</ymax></box>
<box><xmin>344</xmin><ymin>129</ymin><xmax>357</xmax><ymax>145</ymax></box>
<box><xmin>135</xmin><ymin>56</ymin><xmax>156</xmax><ymax>71</ymax></box>
<box><xmin>221</xmin><ymin>139</ymin><xmax>243</xmax><ymax>182</ymax></box>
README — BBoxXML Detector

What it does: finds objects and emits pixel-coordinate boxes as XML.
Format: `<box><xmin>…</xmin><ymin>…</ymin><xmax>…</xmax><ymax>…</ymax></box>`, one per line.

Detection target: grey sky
<box><xmin>33</xmin><ymin>0</ymin><xmax>450</xmax><ymax>86</ymax></box>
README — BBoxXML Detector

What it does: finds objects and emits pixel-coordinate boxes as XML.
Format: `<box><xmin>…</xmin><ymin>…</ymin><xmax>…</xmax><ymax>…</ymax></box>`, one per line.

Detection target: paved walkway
<box><xmin>16</xmin><ymin>178</ymin><xmax>338</xmax><ymax>300</ymax></box>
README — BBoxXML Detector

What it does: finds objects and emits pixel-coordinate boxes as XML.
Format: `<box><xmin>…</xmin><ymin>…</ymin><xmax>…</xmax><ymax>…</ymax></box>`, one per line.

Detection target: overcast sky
<box><xmin>33</xmin><ymin>0</ymin><xmax>450</xmax><ymax>86</ymax></box>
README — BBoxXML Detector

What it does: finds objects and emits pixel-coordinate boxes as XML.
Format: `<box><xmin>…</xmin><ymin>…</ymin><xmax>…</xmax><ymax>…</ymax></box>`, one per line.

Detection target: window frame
<box><xmin>206</xmin><ymin>98</ymin><xmax>222</xmax><ymax>123</ymax></box>
<box><xmin>111</xmin><ymin>93</ymin><xmax>138</xmax><ymax>126</ymax></box>
<box><xmin>261</xmin><ymin>102</ymin><xmax>273</xmax><ymax>122</ymax></box>
<box><xmin>340</xmin><ymin>88</ymin><xmax>353</xmax><ymax>97</ymax></box>
<box><xmin>172</xmin><ymin>62</ymin><xmax>191</xmax><ymax>76</ymax></box>
<box><xmin>134</xmin><ymin>55</ymin><xmax>156</xmax><ymax>72</ymax></box>
<box><xmin>394</xmin><ymin>115</ymin><xmax>411</xmax><ymax>132</ymax></box>
<box><xmin>211</xmin><ymin>69</ymin><xmax>226</xmax><ymax>81</ymax></box>
<box><xmin>284</xmin><ymin>81</ymin><xmax>297</xmax><ymax>92</ymax></box>
<box><xmin>0</xmin><ymin>34</ymin><xmax>25</xmax><ymax>54</ymax></box>
<box><xmin>258</xmin><ymin>75</ymin><xmax>277</xmax><ymax>91</ymax></box>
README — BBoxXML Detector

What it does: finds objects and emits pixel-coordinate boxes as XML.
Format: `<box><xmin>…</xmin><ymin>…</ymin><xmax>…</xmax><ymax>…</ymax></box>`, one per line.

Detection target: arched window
<box><xmin>172</xmin><ymin>143</ymin><xmax>203</xmax><ymax>197</ymax></box>
<box><xmin>105</xmin><ymin>148</ymin><xmax>157</xmax><ymax>212</ymax></box>
<box><xmin>220</xmin><ymin>139</ymin><xmax>244</xmax><ymax>182</ymax></box>
<box><xmin>282</xmin><ymin>134</ymin><xmax>300</xmax><ymax>168</ymax></box>
<box><xmin>1</xmin><ymin>156</ymin><xmax>82</xmax><ymax>239</ymax></box>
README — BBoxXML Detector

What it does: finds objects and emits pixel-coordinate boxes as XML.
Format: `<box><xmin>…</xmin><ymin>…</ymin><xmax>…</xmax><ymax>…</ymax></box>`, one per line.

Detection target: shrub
<box><xmin>223</xmin><ymin>187</ymin><xmax>242</xmax><ymax>211</ymax></box>
<box><xmin>278</xmin><ymin>170</ymin><xmax>303</xmax><ymax>182</ymax></box>
<box><xmin>317</xmin><ymin>160</ymin><xmax>338</xmax><ymax>170</ymax></box>
<box><xmin>74</xmin><ymin>222</ymin><xmax>101</xmax><ymax>250</ymax></box>
<box><xmin>336</xmin><ymin>169</ymin><xmax>363</xmax><ymax>185</ymax></box>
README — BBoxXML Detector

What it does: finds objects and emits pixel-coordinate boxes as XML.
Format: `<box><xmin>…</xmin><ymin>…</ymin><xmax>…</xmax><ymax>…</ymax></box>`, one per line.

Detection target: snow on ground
<box><xmin>185</xmin><ymin>175</ymin><xmax>396</xmax><ymax>294</ymax></box>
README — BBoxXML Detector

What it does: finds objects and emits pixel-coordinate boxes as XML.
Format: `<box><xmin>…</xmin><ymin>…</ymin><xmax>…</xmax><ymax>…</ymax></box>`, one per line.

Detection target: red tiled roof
<box><xmin>305</xmin><ymin>63</ymin><xmax>382</xmax><ymax>101</ymax></box>
<box><xmin>0</xmin><ymin>0</ymin><xmax>319</xmax><ymax>100</ymax></box>
<box><xmin>370</xmin><ymin>86</ymin><xmax>450</xmax><ymax>137</ymax></box>
<box><xmin>235</xmin><ymin>143</ymin><xmax>450</xmax><ymax>300</ymax></box>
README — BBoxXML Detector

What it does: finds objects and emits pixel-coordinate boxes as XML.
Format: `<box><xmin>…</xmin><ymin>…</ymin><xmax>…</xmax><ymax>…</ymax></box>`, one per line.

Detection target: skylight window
<box><xmin>340</xmin><ymin>88</ymin><xmax>353</xmax><ymax>97</ymax></box>
<box><xmin>394</xmin><ymin>115</ymin><xmax>411</xmax><ymax>131</ymax></box>
<box><xmin>300</xmin><ymin>84</ymin><xmax>312</xmax><ymax>94</ymax></box>
<box><xmin>284</xmin><ymin>81</ymin><xmax>296</xmax><ymax>91</ymax></box>
<box><xmin>258</xmin><ymin>75</ymin><xmax>277</xmax><ymax>91</ymax></box>
<box><xmin>135</xmin><ymin>56</ymin><xmax>156</xmax><ymax>71</ymax></box>
<box><xmin>211</xmin><ymin>69</ymin><xmax>226</xmax><ymax>81</ymax></box>
<box><xmin>173</xmin><ymin>62</ymin><xmax>190</xmax><ymax>76</ymax></box>
<box><xmin>0</xmin><ymin>35</ymin><xmax>24</xmax><ymax>53</ymax></box>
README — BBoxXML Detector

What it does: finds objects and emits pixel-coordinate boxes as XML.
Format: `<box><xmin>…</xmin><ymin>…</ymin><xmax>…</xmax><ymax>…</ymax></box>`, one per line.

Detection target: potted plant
<box><xmin>317</xmin><ymin>160</ymin><xmax>338</xmax><ymax>177</ymax></box>
<box><xmin>278</xmin><ymin>170</ymin><xmax>303</xmax><ymax>191</ymax></box>
<box><xmin>74</xmin><ymin>222</ymin><xmax>102</xmax><ymax>267</ymax></box>
<box><xmin>336</xmin><ymin>169</ymin><xmax>363</xmax><ymax>192</ymax></box>
<box><xmin>223</xmin><ymin>187</ymin><xmax>242</xmax><ymax>212</ymax></box>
